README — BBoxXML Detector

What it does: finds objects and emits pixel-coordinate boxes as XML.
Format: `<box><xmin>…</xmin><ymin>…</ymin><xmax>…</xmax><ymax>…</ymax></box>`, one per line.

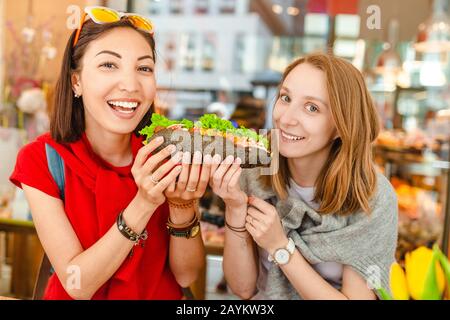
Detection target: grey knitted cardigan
<box><xmin>239</xmin><ymin>168</ymin><xmax>398</xmax><ymax>299</ymax></box>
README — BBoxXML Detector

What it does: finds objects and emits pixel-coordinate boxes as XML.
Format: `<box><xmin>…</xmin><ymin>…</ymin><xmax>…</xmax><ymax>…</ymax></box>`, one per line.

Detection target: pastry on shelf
<box><xmin>200</xmin><ymin>221</ymin><xmax>225</xmax><ymax>246</ymax></box>
<box><xmin>377</xmin><ymin>130</ymin><xmax>404</xmax><ymax>148</ymax></box>
<box><xmin>392</xmin><ymin>177</ymin><xmax>442</xmax><ymax>220</ymax></box>
<box><xmin>376</xmin><ymin>129</ymin><xmax>441</xmax><ymax>153</ymax></box>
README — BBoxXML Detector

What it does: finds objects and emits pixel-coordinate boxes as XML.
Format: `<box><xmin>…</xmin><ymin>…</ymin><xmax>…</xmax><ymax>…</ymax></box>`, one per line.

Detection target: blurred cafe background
<box><xmin>0</xmin><ymin>0</ymin><xmax>449</xmax><ymax>299</ymax></box>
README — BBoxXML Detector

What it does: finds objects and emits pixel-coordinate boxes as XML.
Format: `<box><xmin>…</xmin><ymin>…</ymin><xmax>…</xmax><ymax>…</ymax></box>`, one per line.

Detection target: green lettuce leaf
<box><xmin>139</xmin><ymin>113</ymin><xmax>193</xmax><ymax>141</ymax></box>
<box><xmin>196</xmin><ymin>114</ymin><xmax>269</xmax><ymax>150</ymax></box>
<box><xmin>140</xmin><ymin>113</ymin><xmax>269</xmax><ymax>150</ymax></box>
<box><xmin>196</xmin><ymin>114</ymin><xmax>235</xmax><ymax>132</ymax></box>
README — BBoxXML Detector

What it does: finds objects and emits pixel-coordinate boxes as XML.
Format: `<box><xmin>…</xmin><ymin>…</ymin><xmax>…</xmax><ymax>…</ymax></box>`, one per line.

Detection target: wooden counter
<box><xmin>0</xmin><ymin>218</ymin><xmax>43</xmax><ymax>299</ymax></box>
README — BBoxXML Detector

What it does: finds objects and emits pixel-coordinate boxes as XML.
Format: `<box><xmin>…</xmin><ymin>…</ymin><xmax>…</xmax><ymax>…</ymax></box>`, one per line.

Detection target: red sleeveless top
<box><xmin>10</xmin><ymin>132</ymin><xmax>182</xmax><ymax>300</ymax></box>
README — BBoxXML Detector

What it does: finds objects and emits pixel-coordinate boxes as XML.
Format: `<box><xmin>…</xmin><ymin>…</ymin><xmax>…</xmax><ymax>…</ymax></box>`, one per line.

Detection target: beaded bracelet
<box><xmin>167</xmin><ymin>199</ymin><xmax>198</xmax><ymax>210</ymax></box>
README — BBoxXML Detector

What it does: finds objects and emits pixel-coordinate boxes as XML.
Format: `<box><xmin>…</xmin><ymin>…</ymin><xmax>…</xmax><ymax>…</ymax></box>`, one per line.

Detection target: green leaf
<box><xmin>196</xmin><ymin>114</ymin><xmax>269</xmax><ymax>149</ymax></box>
<box><xmin>139</xmin><ymin>113</ymin><xmax>193</xmax><ymax>141</ymax></box>
<box><xmin>433</xmin><ymin>244</ymin><xmax>450</xmax><ymax>288</ymax></box>
<box><xmin>140</xmin><ymin>113</ymin><xmax>270</xmax><ymax>150</ymax></box>
<box><xmin>377</xmin><ymin>288</ymin><xmax>393</xmax><ymax>300</ymax></box>
<box><xmin>421</xmin><ymin>247</ymin><xmax>443</xmax><ymax>300</ymax></box>
<box><xmin>196</xmin><ymin>114</ymin><xmax>235</xmax><ymax>132</ymax></box>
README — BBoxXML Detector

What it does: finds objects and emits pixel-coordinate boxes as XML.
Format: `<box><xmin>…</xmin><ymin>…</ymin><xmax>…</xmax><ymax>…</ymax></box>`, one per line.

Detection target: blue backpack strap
<box><xmin>45</xmin><ymin>143</ymin><xmax>65</xmax><ymax>202</ymax></box>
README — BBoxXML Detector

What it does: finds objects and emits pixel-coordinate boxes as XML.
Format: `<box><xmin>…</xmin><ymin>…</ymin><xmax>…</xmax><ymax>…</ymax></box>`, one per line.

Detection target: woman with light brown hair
<box><xmin>210</xmin><ymin>53</ymin><xmax>398</xmax><ymax>299</ymax></box>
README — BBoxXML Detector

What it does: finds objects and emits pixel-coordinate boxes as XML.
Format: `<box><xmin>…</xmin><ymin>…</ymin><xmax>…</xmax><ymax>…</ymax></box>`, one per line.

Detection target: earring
<box><xmin>74</xmin><ymin>93</ymin><xmax>80</xmax><ymax>98</ymax></box>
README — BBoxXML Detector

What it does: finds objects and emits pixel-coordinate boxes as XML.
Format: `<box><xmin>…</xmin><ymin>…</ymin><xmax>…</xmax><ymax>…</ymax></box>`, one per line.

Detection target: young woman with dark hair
<box><xmin>10</xmin><ymin>7</ymin><xmax>208</xmax><ymax>300</ymax></box>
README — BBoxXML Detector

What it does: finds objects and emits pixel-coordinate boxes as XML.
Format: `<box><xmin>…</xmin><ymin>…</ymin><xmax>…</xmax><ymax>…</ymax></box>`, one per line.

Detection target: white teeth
<box><xmin>108</xmin><ymin>101</ymin><xmax>139</xmax><ymax>109</ymax></box>
<box><xmin>281</xmin><ymin>131</ymin><xmax>304</xmax><ymax>141</ymax></box>
<box><xmin>115</xmin><ymin>108</ymin><xmax>134</xmax><ymax>114</ymax></box>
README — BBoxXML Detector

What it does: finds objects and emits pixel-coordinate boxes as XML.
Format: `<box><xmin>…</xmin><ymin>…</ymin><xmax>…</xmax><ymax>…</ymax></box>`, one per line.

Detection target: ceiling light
<box><xmin>414</xmin><ymin>0</ymin><xmax>450</xmax><ymax>53</ymax></box>
<box><xmin>272</xmin><ymin>4</ymin><xmax>283</xmax><ymax>15</ymax></box>
<box><xmin>287</xmin><ymin>7</ymin><xmax>300</xmax><ymax>16</ymax></box>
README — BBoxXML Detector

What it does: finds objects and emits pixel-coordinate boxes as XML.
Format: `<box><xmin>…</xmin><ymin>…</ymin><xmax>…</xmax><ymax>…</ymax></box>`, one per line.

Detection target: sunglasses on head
<box><xmin>73</xmin><ymin>6</ymin><xmax>155</xmax><ymax>47</ymax></box>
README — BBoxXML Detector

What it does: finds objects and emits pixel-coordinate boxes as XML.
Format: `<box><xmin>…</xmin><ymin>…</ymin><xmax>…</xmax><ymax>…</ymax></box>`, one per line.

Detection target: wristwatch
<box><xmin>268</xmin><ymin>238</ymin><xmax>295</xmax><ymax>265</ymax></box>
<box><xmin>167</xmin><ymin>217</ymin><xmax>201</xmax><ymax>239</ymax></box>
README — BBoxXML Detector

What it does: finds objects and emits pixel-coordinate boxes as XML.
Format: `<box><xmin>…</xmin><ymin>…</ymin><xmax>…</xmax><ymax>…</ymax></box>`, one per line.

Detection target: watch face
<box><xmin>274</xmin><ymin>248</ymin><xmax>290</xmax><ymax>265</ymax></box>
<box><xmin>190</xmin><ymin>224</ymin><xmax>200</xmax><ymax>238</ymax></box>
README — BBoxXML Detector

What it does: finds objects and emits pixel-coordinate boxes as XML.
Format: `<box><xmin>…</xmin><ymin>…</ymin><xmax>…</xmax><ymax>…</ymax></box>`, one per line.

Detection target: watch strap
<box><xmin>268</xmin><ymin>237</ymin><xmax>295</xmax><ymax>262</ymax></box>
<box><xmin>286</xmin><ymin>238</ymin><xmax>295</xmax><ymax>254</ymax></box>
<box><xmin>167</xmin><ymin>220</ymin><xmax>200</xmax><ymax>239</ymax></box>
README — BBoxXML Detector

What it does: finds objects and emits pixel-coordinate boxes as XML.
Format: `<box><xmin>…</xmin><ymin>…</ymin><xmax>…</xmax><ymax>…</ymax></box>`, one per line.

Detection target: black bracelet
<box><xmin>116</xmin><ymin>210</ymin><xmax>148</xmax><ymax>243</ymax></box>
<box><xmin>225</xmin><ymin>220</ymin><xmax>247</xmax><ymax>233</ymax></box>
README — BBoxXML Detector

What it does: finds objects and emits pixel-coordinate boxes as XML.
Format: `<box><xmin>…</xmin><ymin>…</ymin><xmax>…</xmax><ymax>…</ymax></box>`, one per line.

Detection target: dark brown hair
<box><xmin>262</xmin><ymin>53</ymin><xmax>380</xmax><ymax>216</ymax></box>
<box><xmin>50</xmin><ymin>19</ymin><xmax>156</xmax><ymax>143</ymax></box>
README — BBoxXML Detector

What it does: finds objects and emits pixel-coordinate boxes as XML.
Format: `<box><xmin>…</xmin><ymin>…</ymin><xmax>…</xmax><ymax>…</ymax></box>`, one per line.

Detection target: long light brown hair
<box><xmin>262</xmin><ymin>53</ymin><xmax>380</xmax><ymax>215</ymax></box>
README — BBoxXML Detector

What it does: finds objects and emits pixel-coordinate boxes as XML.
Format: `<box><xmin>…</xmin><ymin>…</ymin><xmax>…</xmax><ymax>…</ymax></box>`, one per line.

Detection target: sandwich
<box><xmin>139</xmin><ymin>113</ymin><xmax>271</xmax><ymax>168</ymax></box>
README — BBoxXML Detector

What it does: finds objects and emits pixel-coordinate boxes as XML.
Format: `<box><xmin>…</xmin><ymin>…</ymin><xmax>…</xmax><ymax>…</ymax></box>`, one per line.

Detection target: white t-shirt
<box><xmin>252</xmin><ymin>179</ymin><xmax>343</xmax><ymax>299</ymax></box>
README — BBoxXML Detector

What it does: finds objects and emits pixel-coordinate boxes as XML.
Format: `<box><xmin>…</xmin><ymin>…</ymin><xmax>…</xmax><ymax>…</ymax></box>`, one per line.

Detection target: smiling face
<box><xmin>273</xmin><ymin>62</ymin><xmax>338</xmax><ymax>163</ymax></box>
<box><xmin>72</xmin><ymin>27</ymin><xmax>156</xmax><ymax>136</ymax></box>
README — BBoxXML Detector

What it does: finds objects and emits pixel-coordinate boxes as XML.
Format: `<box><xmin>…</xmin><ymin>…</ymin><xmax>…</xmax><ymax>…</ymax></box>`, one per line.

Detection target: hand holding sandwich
<box><xmin>164</xmin><ymin>151</ymin><xmax>212</xmax><ymax>202</ymax></box>
<box><xmin>137</xmin><ymin>113</ymin><xmax>271</xmax><ymax>223</ymax></box>
<box><xmin>132</xmin><ymin>136</ymin><xmax>182</xmax><ymax>210</ymax></box>
<box><xmin>210</xmin><ymin>155</ymin><xmax>248</xmax><ymax>226</ymax></box>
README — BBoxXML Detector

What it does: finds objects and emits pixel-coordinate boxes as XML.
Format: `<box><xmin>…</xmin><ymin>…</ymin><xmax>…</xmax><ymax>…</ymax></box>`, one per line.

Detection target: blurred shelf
<box><xmin>205</xmin><ymin>241</ymin><xmax>224</xmax><ymax>256</ymax></box>
<box><xmin>0</xmin><ymin>218</ymin><xmax>35</xmax><ymax>234</ymax></box>
<box><xmin>375</xmin><ymin>145</ymin><xmax>449</xmax><ymax>169</ymax></box>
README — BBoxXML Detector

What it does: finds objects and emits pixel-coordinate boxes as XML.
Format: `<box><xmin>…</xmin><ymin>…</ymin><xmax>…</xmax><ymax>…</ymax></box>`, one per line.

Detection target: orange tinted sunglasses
<box><xmin>73</xmin><ymin>6</ymin><xmax>155</xmax><ymax>47</ymax></box>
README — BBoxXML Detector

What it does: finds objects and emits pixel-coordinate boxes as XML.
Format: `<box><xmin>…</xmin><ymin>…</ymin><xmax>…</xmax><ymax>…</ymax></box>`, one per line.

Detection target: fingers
<box><xmin>176</xmin><ymin>152</ymin><xmax>191</xmax><ymax>192</ymax></box>
<box><xmin>195</xmin><ymin>154</ymin><xmax>212</xmax><ymax>196</ymax></box>
<box><xmin>209</xmin><ymin>154</ymin><xmax>222</xmax><ymax>178</ymax></box>
<box><xmin>248</xmin><ymin>196</ymin><xmax>274</xmax><ymax>214</ymax></box>
<box><xmin>135</xmin><ymin>136</ymin><xmax>164</xmax><ymax>167</ymax></box>
<box><xmin>227</xmin><ymin>166</ymin><xmax>243</xmax><ymax>193</ymax></box>
<box><xmin>245</xmin><ymin>217</ymin><xmax>258</xmax><ymax>236</ymax></box>
<box><xmin>245</xmin><ymin>210</ymin><xmax>267</xmax><ymax>238</ymax></box>
<box><xmin>211</xmin><ymin>155</ymin><xmax>234</xmax><ymax>188</ymax></box>
<box><xmin>167</xmin><ymin>176</ymin><xmax>177</xmax><ymax>193</ymax></box>
<box><xmin>247</xmin><ymin>207</ymin><xmax>267</xmax><ymax>225</ymax></box>
<box><xmin>221</xmin><ymin>157</ymin><xmax>241</xmax><ymax>190</ymax></box>
<box><xmin>150</xmin><ymin>151</ymin><xmax>183</xmax><ymax>182</ymax></box>
<box><xmin>151</xmin><ymin>166</ymin><xmax>183</xmax><ymax>195</ymax></box>
<box><xmin>186</xmin><ymin>151</ymin><xmax>202</xmax><ymax>192</ymax></box>
<box><xmin>142</xmin><ymin>144</ymin><xmax>177</xmax><ymax>176</ymax></box>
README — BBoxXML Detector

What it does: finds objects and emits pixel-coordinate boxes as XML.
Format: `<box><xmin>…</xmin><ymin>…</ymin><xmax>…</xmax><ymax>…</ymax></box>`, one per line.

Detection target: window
<box><xmin>219</xmin><ymin>0</ymin><xmax>236</xmax><ymax>14</ymax></box>
<box><xmin>335</xmin><ymin>14</ymin><xmax>360</xmax><ymax>38</ymax></box>
<box><xmin>303</xmin><ymin>13</ymin><xmax>329</xmax><ymax>55</ymax></box>
<box><xmin>301</xmin><ymin>37</ymin><xmax>327</xmax><ymax>54</ymax></box>
<box><xmin>131</xmin><ymin>0</ymin><xmax>163</xmax><ymax>15</ymax></box>
<box><xmin>233</xmin><ymin>33</ymin><xmax>246</xmax><ymax>73</ymax></box>
<box><xmin>195</xmin><ymin>0</ymin><xmax>209</xmax><ymax>15</ymax></box>
<box><xmin>148</xmin><ymin>3</ymin><xmax>162</xmax><ymax>15</ymax></box>
<box><xmin>170</xmin><ymin>0</ymin><xmax>183</xmax><ymax>15</ymax></box>
<box><xmin>106</xmin><ymin>0</ymin><xmax>127</xmax><ymax>12</ymax></box>
<box><xmin>202</xmin><ymin>33</ymin><xmax>216</xmax><ymax>71</ymax></box>
<box><xmin>333</xmin><ymin>14</ymin><xmax>361</xmax><ymax>59</ymax></box>
<box><xmin>163</xmin><ymin>33</ymin><xmax>177</xmax><ymax>71</ymax></box>
<box><xmin>304</xmin><ymin>13</ymin><xmax>329</xmax><ymax>36</ymax></box>
<box><xmin>333</xmin><ymin>39</ymin><xmax>358</xmax><ymax>58</ymax></box>
<box><xmin>179</xmin><ymin>33</ymin><xmax>196</xmax><ymax>72</ymax></box>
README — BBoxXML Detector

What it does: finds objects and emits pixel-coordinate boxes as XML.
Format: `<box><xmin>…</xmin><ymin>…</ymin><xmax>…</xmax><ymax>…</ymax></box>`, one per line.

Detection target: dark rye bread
<box><xmin>149</xmin><ymin>128</ymin><xmax>271</xmax><ymax>168</ymax></box>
